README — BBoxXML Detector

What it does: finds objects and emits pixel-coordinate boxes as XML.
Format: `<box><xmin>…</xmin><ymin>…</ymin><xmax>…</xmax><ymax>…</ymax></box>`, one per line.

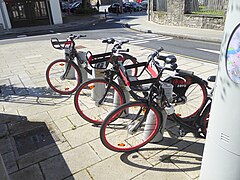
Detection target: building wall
<box><xmin>152</xmin><ymin>11</ymin><xmax>224</xmax><ymax>30</ymax></box>
<box><xmin>49</xmin><ymin>0</ymin><xmax>63</xmax><ymax>24</ymax></box>
<box><xmin>0</xmin><ymin>1</ymin><xmax>11</xmax><ymax>30</ymax></box>
<box><xmin>0</xmin><ymin>0</ymin><xmax>62</xmax><ymax>29</ymax></box>
<box><xmin>151</xmin><ymin>0</ymin><xmax>225</xmax><ymax>30</ymax></box>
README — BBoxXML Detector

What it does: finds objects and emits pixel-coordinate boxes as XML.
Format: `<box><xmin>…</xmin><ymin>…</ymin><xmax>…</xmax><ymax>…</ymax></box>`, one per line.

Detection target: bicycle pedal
<box><xmin>178</xmin><ymin>127</ymin><xmax>186</xmax><ymax>137</ymax></box>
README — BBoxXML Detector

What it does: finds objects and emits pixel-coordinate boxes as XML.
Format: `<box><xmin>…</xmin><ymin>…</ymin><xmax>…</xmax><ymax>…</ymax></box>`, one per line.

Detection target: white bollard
<box><xmin>114</xmin><ymin>69</ymin><xmax>131</xmax><ymax>116</ymax></box>
<box><xmin>64</xmin><ymin>48</ymin><xmax>75</xmax><ymax>79</ymax></box>
<box><xmin>143</xmin><ymin>109</ymin><xmax>167</xmax><ymax>143</ymax></box>
<box><xmin>77</xmin><ymin>51</ymin><xmax>88</xmax><ymax>82</ymax></box>
<box><xmin>200</xmin><ymin>0</ymin><xmax>240</xmax><ymax>179</ymax></box>
<box><xmin>91</xmin><ymin>68</ymin><xmax>106</xmax><ymax>101</ymax></box>
<box><xmin>64</xmin><ymin>62</ymin><xmax>75</xmax><ymax>79</ymax></box>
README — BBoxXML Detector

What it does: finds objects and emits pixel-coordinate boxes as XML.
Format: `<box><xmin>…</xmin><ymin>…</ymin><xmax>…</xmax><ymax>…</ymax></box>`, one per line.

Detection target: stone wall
<box><xmin>151</xmin><ymin>0</ymin><xmax>225</xmax><ymax>30</ymax></box>
<box><xmin>151</xmin><ymin>11</ymin><xmax>225</xmax><ymax>30</ymax></box>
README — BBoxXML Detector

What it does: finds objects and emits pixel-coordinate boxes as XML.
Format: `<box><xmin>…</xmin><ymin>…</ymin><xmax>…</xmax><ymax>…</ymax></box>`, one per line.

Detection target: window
<box><xmin>154</xmin><ymin>0</ymin><xmax>167</xmax><ymax>11</ymax></box>
<box><xmin>34</xmin><ymin>1</ymin><xmax>47</xmax><ymax>18</ymax></box>
<box><xmin>12</xmin><ymin>3</ymin><xmax>26</xmax><ymax>19</ymax></box>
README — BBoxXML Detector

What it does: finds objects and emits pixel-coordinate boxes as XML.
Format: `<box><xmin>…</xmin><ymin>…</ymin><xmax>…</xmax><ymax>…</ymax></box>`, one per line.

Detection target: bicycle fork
<box><xmin>95</xmin><ymin>82</ymin><xmax>113</xmax><ymax>106</ymax></box>
<box><xmin>61</xmin><ymin>59</ymin><xmax>74</xmax><ymax>80</ymax></box>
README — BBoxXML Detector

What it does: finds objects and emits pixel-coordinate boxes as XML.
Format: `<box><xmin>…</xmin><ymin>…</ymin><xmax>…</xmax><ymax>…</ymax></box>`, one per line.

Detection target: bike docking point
<box><xmin>114</xmin><ymin>78</ymin><xmax>131</xmax><ymax>117</ymax></box>
<box><xmin>143</xmin><ymin>109</ymin><xmax>168</xmax><ymax>143</ymax></box>
<box><xmin>77</xmin><ymin>51</ymin><xmax>88</xmax><ymax>82</ymax></box>
<box><xmin>91</xmin><ymin>68</ymin><xmax>106</xmax><ymax>101</ymax></box>
<box><xmin>144</xmin><ymin>82</ymin><xmax>174</xmax><ymax>143</ymax></box>
<box><xmin>63</xmin><ymin>48</ymin><xmax>76</xmax><ymax>80</ymax></box>
<box><xmin>64</xmin><ymin>63</ymin><xmax>76</xmax><ymax>79</ymax></box>
<box><xmin>114</xmin><ymin>69</ymin><xmax>132</xmax><ymax>117</ymax></box>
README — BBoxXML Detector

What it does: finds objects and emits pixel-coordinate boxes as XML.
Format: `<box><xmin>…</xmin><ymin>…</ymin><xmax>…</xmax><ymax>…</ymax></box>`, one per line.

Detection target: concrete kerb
<box><xmin>124</xmin><ymin>23</ymin><xmax>223</xmax><ymax>43</ymax></box>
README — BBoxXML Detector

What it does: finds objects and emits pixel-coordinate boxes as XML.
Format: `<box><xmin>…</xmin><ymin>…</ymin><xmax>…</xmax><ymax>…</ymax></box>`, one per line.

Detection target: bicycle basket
<box><xmin>51</xmin><ymin>38</ymin><xmax>72</xmax><ymax>50</ymax></box>
<box><xmin>86</xmin><ymin>51</ymin><xmax>111</xmax><ymax>69</ymax></box>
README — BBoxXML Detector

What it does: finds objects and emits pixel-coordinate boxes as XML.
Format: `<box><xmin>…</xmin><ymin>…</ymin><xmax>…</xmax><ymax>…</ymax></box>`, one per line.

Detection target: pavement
<box><xmin>0</xmin><ymin>9</ymin><xmax>219</xmax><ymax>180</ymax></box>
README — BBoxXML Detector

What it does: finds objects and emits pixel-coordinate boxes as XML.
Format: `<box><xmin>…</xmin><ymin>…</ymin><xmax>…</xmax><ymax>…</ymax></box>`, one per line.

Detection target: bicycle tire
<box><xmin>100</xmin><ymin>101</ymin><xmax>162</xmax><ymax>152</ymax></box>
<box><xmin>165</xmin><ymin>74</ymin><xmax>207</xmax><ymax>120</ymax></box>
<box><xmin>200</xmin><ymin>102</ymin><xmax>211</xmax><ymax>138</ymax></box>
<box><xmin>74</xmin><ymin>78</ymin><xmax>126</xmax><ymax>125</ymax></box>
<box><xmin>46</xmin><ymin>59</ymin><xmax>82</xmax><ymax>95</ymax></box>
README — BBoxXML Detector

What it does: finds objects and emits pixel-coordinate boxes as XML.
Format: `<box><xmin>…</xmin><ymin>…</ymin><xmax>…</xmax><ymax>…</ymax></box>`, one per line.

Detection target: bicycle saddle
<box><xmin>158</xmin><ymin>55</ymin><xmax>177</xmax><ymax>64</ymax></box>
<box><xmin>102</xmin><ymin>38</ymin><xmax>115</xmax><ymax>44</ymax></box>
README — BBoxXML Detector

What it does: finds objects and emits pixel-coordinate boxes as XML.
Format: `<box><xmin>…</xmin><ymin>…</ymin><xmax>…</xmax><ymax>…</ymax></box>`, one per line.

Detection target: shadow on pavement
<box><xmin>120</xmin><ymin>137</ymin><xmax>204</xmax><ymax>173</ymax></box>
<box><xmin>0</xmin><ymin>84</ymin><xmax>71</xmax><ymax>106</ymax></box>
<box><xmin>0</xmin><ymin>113</ymin><xmax>73</xmax><ymax>179</ymax></box>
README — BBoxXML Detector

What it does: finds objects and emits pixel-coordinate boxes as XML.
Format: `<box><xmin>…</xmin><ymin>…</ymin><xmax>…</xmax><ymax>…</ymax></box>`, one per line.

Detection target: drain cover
<box><xmin>13</xmin><ymin>126</ymin><xmax>56</xmax><ymax>156</ymax></box>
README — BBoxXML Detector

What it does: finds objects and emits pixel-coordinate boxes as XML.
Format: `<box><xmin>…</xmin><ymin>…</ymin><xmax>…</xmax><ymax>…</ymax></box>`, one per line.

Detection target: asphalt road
<box><xmin>0</xmin><ymin>16</ymin><xmax>220</xmax><ymax>63</ymax></box>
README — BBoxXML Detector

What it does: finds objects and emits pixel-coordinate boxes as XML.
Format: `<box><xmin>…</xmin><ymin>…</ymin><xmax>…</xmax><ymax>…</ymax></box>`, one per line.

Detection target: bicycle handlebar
<box><xmin>51</xmin><ymin>34</ymin><xmax>86</xmax><ymax>50</ymax></box>
<box><xmin>68</xmin><ymin>34</ymin><xmax>86</xmax><ymax>40</ymax></box>
<box><xmin>148</xmin><ymin>47</ymin><xmax>179</xmax><ymax>78</ymax></box>
<box><xmin>151</xmin><ymin>47</ymin><xmax>164</xmax><ymax>58</ymax></box>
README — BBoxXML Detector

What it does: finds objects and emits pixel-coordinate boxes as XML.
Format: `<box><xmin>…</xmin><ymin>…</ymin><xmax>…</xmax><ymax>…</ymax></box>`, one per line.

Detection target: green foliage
<box><xmin>192</xmin><ymin>5</ymin><xmax>224</xmax><ymax>16</ymax></box>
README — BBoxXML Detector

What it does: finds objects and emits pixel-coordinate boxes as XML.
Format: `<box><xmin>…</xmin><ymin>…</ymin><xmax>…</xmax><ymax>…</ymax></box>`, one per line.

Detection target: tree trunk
<box><xmin>192</xmin><ymin>0</ymin><xmax>199</xmax><ymax>12</ymax></box>
<box><xmin>207</xmin><ymin>0</ymin><xmax>225</xmax><ymax>10</ymax></box>
<box><xmin>184</xmin><ymin>0</ymin><xmax>192</xmax><ymax>14</ymax></box>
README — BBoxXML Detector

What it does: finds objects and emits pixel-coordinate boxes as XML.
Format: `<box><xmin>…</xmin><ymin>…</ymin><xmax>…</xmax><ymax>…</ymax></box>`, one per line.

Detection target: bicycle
<box><xmin>46</xmin><ymin>34</ymin><xmax>137</xmax><ymax>95</ymax></box>
<box><xmin>99</xmin><ymin>48</ymin><xmax>212</xmax><ymax>152</ymax></box>
<box><xmin>74</xmin><ymin>47</ymin><xmax>208</xmax><ymax>127</ymax></box>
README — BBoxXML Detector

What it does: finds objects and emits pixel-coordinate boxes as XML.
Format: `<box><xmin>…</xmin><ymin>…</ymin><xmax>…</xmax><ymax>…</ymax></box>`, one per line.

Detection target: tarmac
<box><xmin>0</xmin><ymin>8</ymin><xmax>220</xmax><ymax>180</ymax></box>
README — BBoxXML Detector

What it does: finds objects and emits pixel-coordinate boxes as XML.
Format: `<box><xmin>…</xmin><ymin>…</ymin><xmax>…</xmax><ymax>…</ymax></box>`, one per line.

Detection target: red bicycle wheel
<box><xmin>74</xmin><ymin>78</ymin><xmax>126</xmax><ymax>125</ymax></box>
<box><xmin>100</xmin><ymin>101</ymin><xmax>162</xmax><ymax>152</ymax></box>
<box><xmin>46</xmin><ymin>59</ymin><xmax>82</xmax><ymax>95</ymax></box>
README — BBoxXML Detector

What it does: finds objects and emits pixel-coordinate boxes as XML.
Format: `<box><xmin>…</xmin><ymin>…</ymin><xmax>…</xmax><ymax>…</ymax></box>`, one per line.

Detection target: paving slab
<box><xmin>67</xmin><ymin>113</ymin><xmax>89</xmax><ymax>128</ymax></box>
<box><xmin>132</xmin><ymin>158</ymin><xmax>192</xmax><ymax>180</ymax></box>
<box><xmin>2</xmin><ymin>152</ymin><xmax>18</xmax><ymax>174</ymax></box>
<box><xmin>88</xmin><ymin>138</ymin><xmax>116</xmax><ymax>160</ymax></box>
<box><xmin>54</xmin><ymin>117</ymin><xmax>75</xmax><ymax>133</ymax></box>
<box><xmin>0</xmin><ymin>137</ymin><xmax>13</xmax><ymax>155</ymax></box>
<box><xmin>40</xmin><ymin>143</ymin><xmax>101</xmax><ymax>180</ymax></box>
<box><xmin>9</xmin><ymin>164</ymin><xmax>44</xmax><ymax>180</ymax></box>
<box><xmin>63</xmin><ymin>123</ymin><xmax>100</xmax><ymax>148</ymax></box>
<box><xmin>65</xmin><ymin>169</ymin><xmax>92</xmax><ymax>180</ymax></box>
<box><xmin>88</xmin><ymin>153</ymin><xmax>151</xmax><ymax>180</ymax></box>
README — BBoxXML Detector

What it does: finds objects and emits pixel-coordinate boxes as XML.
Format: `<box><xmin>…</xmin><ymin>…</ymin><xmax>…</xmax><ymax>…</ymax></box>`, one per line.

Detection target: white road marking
<box><xmin>157</xmin><ymin>37</ymin><xmax>173</xmax><ymax>41</ymax></box>
<box><xmin>196</xmin><ymin>48</ymin><xmax>220</xmax><ymax>54</ymax></box>
<box><xmin>136</xmin><ymin>33</ymin><xmax>158</xmax><ymax>37</ymax></box>
<box><xmin>124</xmin><ymin>34</ymin><xmax>145</xmax><ymax>39</ymax></box>
<box><xmin>131</xmin><ymin>41</ymin><xmax>149</xmax><ymax>44</ymax></box>
<box><xmin>130</xmin><ymin>36</ymin><xmax>172</xmax><ymax>44</ymax></box>
<box><xmin>100</xmin><ymin>33</ymin><xmax>173</xmax><ymax>45</ymax></box>
<box><xmin>25</xmin><ymin>55</ymin><xmax>42</xmax><ymax>59</ymax></box>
